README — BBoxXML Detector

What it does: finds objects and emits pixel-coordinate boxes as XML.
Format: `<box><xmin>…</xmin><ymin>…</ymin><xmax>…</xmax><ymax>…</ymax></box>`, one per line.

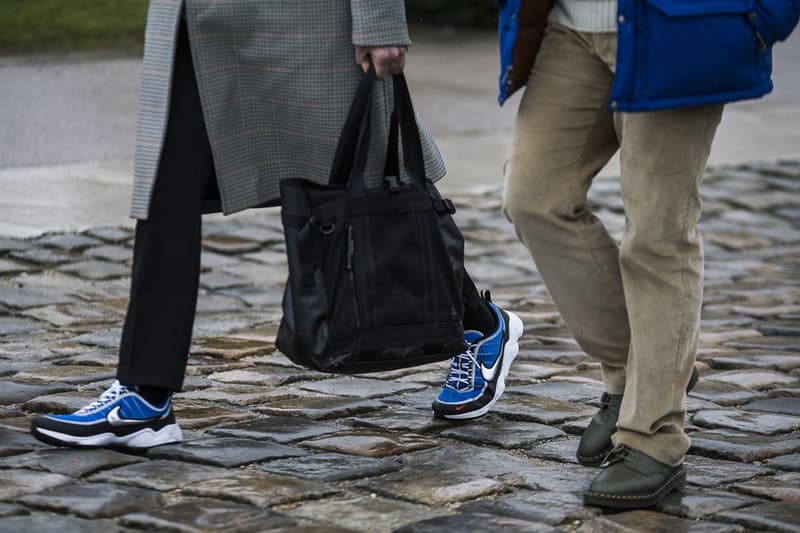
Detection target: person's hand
<box><xmin>355</xmin><ymin>46</ymin><xmax>407</xmax><ymax>79</ymax></box>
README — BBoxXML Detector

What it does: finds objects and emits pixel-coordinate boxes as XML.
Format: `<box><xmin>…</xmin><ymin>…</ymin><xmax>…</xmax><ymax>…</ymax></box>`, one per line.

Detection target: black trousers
<box><xmin>117</xmin><ymin>20</ymin><xmax>493</xmax><ymax>391</ymax></box>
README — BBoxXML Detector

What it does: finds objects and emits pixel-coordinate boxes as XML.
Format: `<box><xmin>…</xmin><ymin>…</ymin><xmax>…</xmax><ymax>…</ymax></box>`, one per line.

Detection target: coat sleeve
<box><xmin>350</xmin><ymin>0</ymin><xmax>412</xmax><ymax>47</ymax></box>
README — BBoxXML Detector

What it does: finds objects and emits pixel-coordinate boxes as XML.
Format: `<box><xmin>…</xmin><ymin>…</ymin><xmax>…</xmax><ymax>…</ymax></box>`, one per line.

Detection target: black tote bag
<box><xmin>275</xmin><ymin>67</ymin><xmax>466</xmax><ymax>373</ymax></box>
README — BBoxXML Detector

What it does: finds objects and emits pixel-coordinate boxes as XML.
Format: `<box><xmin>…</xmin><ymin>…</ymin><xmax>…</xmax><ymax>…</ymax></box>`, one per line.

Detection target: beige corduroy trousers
<box><xmin>503</xmin><ymin>24</ymin><xmax>723</xmax><ymax>466</ymax></box>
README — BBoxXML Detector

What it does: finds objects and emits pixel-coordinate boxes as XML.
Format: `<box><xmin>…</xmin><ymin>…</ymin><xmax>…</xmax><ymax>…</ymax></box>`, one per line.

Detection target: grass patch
<box><xmin>0</xmin><ymin>1</ymin><xmax>494</xmax><ymax>57</ymax></box>
<box><xmin>0</xmin><ymin>0</ymin><xmax>148</xmax><ymax>56</ymax></box>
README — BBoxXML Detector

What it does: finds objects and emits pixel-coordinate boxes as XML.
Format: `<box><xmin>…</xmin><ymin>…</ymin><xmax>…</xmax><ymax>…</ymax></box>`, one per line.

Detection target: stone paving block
<box><xmin>758</xmin><ymin>322</ymin><xmax>800</xmax><ymax>337</ymax></box>
<box><xmin>523</xmin><ymin>437</ymin><xmax>582</xmax><ymax>464</ymax></box>
<box><xmin>690</xmin><ymin>429</ymin><xmax>800</xmax><ymax>461</ymax></box>
<box><xmin>206</xmin><ymin>367</ymin><xmax>306</xmax><ymax>387</ymax></box>
<box><xmin>349</xmin><ymin>407</ymin><xmax>452</xmax><ymax>433</ymax></box>
<box><xmin>714</xmin><ymin>501</ymin><xmax>800</xmax><ymax>533</ymax></box>
<box><xmin>438</xmin><ymin>417</ymin><xmax>565</xmax><ymax>449</ymax></box>
<box><xmin>689</xmin><ymin>380</ymin><xmax>764</xmax><ymax>406</ymax></box>
<box><xmin>199</xmin><ymin>271</ymin><xmax>248</xmax><ymax>290</ymax></box>
<box><xmin>513</xmin><ymin>349</ymin><xmax>590</xmax><ymax>366</ymax></box>
<box><xmin>119</xmin><ymin>498</ymin><xmax>298</xmax><ymax>532</ymax></box>
<box><xmin>656</xmin><ymin>488</ymin><xmax>762</xmax><ymax>520</ymax></box>
<box><xmin>298</xmin><ymin>377</ymin><xmax>425</xmax><ymax>399</ymax></box>
<box><xmin>505</xmin><ymin>380</ymin><xmax>604</xmax><ymax>403</ymax></box>
<box><xmin>10</xmin><ymin>247</ymin><xmax>74</xmax><ymax>266</ymax></box>
<box><xmin>458</xmin><ymin>490</ymin><xmax>599</xmax><ymax>526</ymax></box>
<box><xmin>67</xmin><ymin>328</ymin><xmax>121</xmax><ymax>349</ymax></box>
<box><xmin>191</xmin><ymin>311</ymin><xmax>273</xmax><ymax>337</ymax></box>
<box><xmin>357</xmin><ymin>467</ymin><xmax>509</xmax><ymax>505</ymax></box>
<box><xmin>261</xmin><ymin>452</ymin><xmax>402</xmax><ymax>482</ymax></box>
<box><xmin>703</xmin><ymin>369</ymin><xmax>799</xmax><ymax>390</ymax></box>
<box><xmin>183</xmin><ymin>471</ymin><xmax>337</xmax><ymax>508</ymax></box>
<box><xmin>768</xmin><ymin>454</ymin><xmax>800</xmax><ymax>471</ymax></box>
<box><xmin>0</xmin><ymin>428</ymin><xmax>47</xmax><ymax>457</ymax></box>
<box><xmin>202</xmin><ymin>234</ymin><xmax>262</xmax><ymax>254</ymax></box>
<box><xmin>13</xmin><ymin>365</ymin><xmax>115</xmax><ymax>385</ymax></box>
<box><xmin>54</xmin><ymin>351</ymin><xmax>118</xmax><ymax>367</ymax></box>
<box><xmin>21</xmin><ymin>302</ymin><xmax>121</xmax><ymax>328</ymax></box>
<box><xmin>692</xmin><ymin>409</ymin><xmax>800</xmax><ymax>435</ymax></box>
<box><xmin>256</xmin><ymin>396</ymin><xmax>386</xmax><ymax>420</ymax></box>
<box><xmin>175</xmin><ymin>384</ymin><xmax>292</xmax><ymax>406</ymax></box>
<box><xmin>730</xmin><ymin>471</ymin><xmax>800</xmax><ymax>502</ymax></box>
<box><xmin>0</xmin><ymin>259</ymin><xmax>34</xmax><ymax>276</ymax></box>
<box><xmin>0</xmin><ymin>515</ymin><xmax>125</xmax><ymax>533</ymax></box>
<box><xmin>382</xmin><ymin>389</ymin><xmax>446</xmax><ymax>411</ymax></box>
<box><xmin>85</xmin><ymin>244</ymin><xmax>132</xmax><ymax>263</ymax></box>
<box><xmin>742</xmin><ymin>397</ymin><xmax>800</xmax><ymax>416</ymax></box>
<box><xmin>18</xmin><ymin>482</ymin><xmax>164</xmax><ymax>518</ymax></box>
<box><xmin>146</xmin><ymin>436</ymin><xmax>307</xmax><ymax>467</ymax></box>
<box><xmin>89</xmin><ymin>459</ymin><xmax>227</xmax><ymax>491</ymax></box>
<box><xmin>57</xmin><ymin>260</ymin><xmax>130</xmax><ymax>280</ymax></box>
<box><xmin>24</xmin><ymin>390</ymin><xmax>108</xmax><ymax>414</ymax></box>
<box><xmin>394</xmin><ymin>513</ymin><xmax>555</xmax><ymax>532</ymax></box>
<box><xmin>0</xmin><ymin>502</ymin><xmax>28</xmax><ymax>517</ymax></box>
<box><xmin>209</xmin><ymin>415</ymin><xmax>344</xmax><ymax>443</ymax></box>
<box><xmin>577</xmin><ymin>509</ymin><xmax>743</xmax><ymax>532</ymax></box>
<box><xmin>36</xmin><ymin>234</ymin><xmax>102</xmax><ymax>251</ymax></box>
<box><xmin>285</xmin><ymin>494</ymin><xmax>443</xmax><ymax>533</ymax></box>
<box><xmin>505</xmin><ymin>362</ymin><xmax>573</xmax><ymax>383</ymax></box>
<box><xmin>708</xmin><ymin>354</ymin><xmax>800</xmax><ymax>372</ymax></box>
<box><xmin>191</xmin><ymin>336</ymin><xmax>275</xmax><ymax>360</ymax></box>
<box><xmin>300</xmin><ymin>432</ymin><xmax>440</xmax><ymax>457</ymax></box>
<box><xmin>84</xmin><ymin>227</ymin><xmax>133</xmax><ymax>243</ymax></box>
<box><xmin>0</xmin><ymin>469</ymin><xmax>72</xmax><ymax>500</ymax></box>
<box><xmin>491</xmin><ymin>395</ymin><xmax>597</xmax><ymax>424</ymax></box>
<box><xmin>683</xmin><ymin>455</ymin><xmax>773</xmax><ymax>487</ymax></box>
<box><xmin>0</xmin><ymin>381</ymin><xmax>74</xmax><ymax>405</ymax></box>
<box><xmin>218</xmin><ymin>285</ymin><xmax>284</xmax><ymax>307</ymax></box>
<box><xmin>171</xmin><ymin>402</ymin><xmax>252</xmax><ymax>429</ymax></box>
<box><xmin>195</xmin><ymin>293</ymin><xmax>248</xmax><ymax>313</ymax></box>
<box><xmin>0</xmin><ymin>287</ymin><xmax>71</xmax><ymax>309</ymax></box>
<box><xmin>726</xmin><ymin>336</ymin><xmax>800</xmax><ymax>352</ymax></box>
<box><xmin>0</xmin><ymin>448</ymin><xmax>144</xmax><ymax>477</ymax></box>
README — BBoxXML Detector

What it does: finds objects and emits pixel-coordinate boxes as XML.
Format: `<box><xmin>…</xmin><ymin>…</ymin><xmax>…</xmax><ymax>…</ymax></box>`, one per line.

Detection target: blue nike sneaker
<box><xmin>432</xmin><ymin>300</ymin><xmax>523</xmax><ymax>419</ymax></box>
<box><xmin>30</xmin><ymin>380</ymin><xmax>182</xmax><ymax>448</ymax></box>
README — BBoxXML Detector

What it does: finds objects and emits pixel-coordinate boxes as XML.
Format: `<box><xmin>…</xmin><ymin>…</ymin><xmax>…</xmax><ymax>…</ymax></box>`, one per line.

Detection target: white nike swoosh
<box><xmin>106</xmin><ymin>405</ymin><xmax>149</xmax><ymax>427</ymax></box>
<box><xmin>480</xmin><ymin>350</ymin><xmax>502</xmax><ymax>382</ymax></box>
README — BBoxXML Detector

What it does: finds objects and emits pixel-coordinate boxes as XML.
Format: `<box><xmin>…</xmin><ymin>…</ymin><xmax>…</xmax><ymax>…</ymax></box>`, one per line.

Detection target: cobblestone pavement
<box><xmin>0</xmin><ymin>160</ymin><xmax>799</xmax><ymax>532</ymax></box>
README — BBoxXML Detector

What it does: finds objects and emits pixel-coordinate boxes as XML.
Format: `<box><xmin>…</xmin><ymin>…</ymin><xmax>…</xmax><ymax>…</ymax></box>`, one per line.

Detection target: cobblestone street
<box><xmin>0</xmin><ymin>160</ymin><xmax>799</xmax><ymax>532</ymax></box>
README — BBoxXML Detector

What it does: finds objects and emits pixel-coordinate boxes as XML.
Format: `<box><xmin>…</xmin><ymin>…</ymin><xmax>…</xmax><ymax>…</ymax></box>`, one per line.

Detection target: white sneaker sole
<box><xmin>443</xmin><ymin>310</ymin><xmax>523</xmax><ymax>420</ymax></box>
<box><xmin>34</xmin><ymin>423</ymin><xmax>183</xmax><ymax>449</ymax></box>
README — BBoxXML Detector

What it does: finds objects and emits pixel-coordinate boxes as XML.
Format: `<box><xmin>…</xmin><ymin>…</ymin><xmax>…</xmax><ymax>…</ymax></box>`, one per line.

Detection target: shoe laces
<box><xmin>444</xmin><ymin>344</ymin><xmax>479</xmax><ymax>392</ymax></box>
<box><xmin>74</xmin><ymin>380</ymin><xmax>129</xmax><ymax>415</ymax></box>
<box><xmin>600</xmin><ymin>444</ymin><xmax>630</xmax><ymax>467</ymax></box>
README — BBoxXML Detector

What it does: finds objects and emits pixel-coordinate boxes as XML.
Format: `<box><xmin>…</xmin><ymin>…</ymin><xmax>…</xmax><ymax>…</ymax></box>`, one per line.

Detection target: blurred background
<box><xmin>0</xmin><ymin>1</ymin><xmax>798</xmax><ymax>236</ymax></box>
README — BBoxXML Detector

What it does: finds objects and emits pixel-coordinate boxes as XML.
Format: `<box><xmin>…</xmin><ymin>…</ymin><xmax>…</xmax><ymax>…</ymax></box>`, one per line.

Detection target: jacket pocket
<box><xmin>748</xmin><ymin>0</ymin><xmax>800</xmax><ymax>48</ymax></box>
<box><xmin>633</xmin><ymin>0</ymin><xmax>768</xmax><ymax>106</ymax></box>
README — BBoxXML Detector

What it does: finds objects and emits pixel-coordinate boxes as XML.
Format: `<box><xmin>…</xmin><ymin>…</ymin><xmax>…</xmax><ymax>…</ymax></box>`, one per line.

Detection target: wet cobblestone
<box><xmin>0</xmin><ymin>161</ymin><xmax>799</xmax><ymax>531</ymax></box>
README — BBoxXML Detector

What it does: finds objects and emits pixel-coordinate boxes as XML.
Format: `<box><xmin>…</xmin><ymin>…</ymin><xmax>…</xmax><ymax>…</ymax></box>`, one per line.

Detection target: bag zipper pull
<box><xmin>346</xmin><ymin>224</ymin><xmax>354</xmax><ymax>270</ymax></box>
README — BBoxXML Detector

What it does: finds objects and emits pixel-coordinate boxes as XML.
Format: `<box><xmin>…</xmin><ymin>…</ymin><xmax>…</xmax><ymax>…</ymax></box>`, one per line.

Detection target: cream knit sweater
<box><xmin>548</xmin><ymin>0</ymin><xmax>618</xmax><ymax>32</ymax></box>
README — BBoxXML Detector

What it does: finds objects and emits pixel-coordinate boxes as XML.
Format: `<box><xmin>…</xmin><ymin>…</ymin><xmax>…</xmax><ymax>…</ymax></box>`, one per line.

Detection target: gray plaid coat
<box><xmin>131</xmin><ymin>0</ymin><xmax>446</xmax><ymax>219</ymax></box>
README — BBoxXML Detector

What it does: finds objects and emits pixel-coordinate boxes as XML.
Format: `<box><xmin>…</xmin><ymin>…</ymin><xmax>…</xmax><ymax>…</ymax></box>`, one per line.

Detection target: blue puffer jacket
<box><xmin>498</xmin><ymin>0</ymin><xmax>800</xmax><ymax>111</ymax></box>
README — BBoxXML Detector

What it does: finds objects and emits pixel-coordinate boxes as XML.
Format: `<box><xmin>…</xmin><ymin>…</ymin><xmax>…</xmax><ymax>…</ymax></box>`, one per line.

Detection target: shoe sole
<box><xmin>440</xmin><ymin>310</ymin><xmax>524</xmax><ymax>420</ymax></box>
<box><xmin>31</xmin><ymin>423</ymin><xmax>183</xmax><ymax>449</ymax></box>
<box><xmin>577</xmin><ymin>366</ymin><xmax>701</xmax><ymax>467</ymax></box>
<box><xmin>583</xmin><ymin>468</ymin><xmax>686</xmax><ymax>509</ymax></box>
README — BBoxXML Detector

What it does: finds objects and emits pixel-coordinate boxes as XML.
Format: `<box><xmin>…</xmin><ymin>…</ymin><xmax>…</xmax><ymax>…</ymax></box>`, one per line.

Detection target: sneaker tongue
<box><xmin>464</xmin><ymin>330</ymin><xmax>484</xmax><ymax>343</ymax></box>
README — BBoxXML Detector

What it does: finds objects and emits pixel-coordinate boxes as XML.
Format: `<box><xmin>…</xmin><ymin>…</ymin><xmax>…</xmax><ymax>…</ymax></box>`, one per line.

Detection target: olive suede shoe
<box><xmin>576</xmin><ymin>366</ymin><xmax>699</xmax><ymax>466</ymax></box>
<box><xmin>583</xmin><ymin>445</ymin><xmax>686</xmax><ymax>509</ymax></box>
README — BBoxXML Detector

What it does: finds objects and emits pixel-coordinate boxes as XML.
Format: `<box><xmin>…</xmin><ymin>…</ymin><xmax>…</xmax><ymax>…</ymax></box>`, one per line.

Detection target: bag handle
<box><xmin>329</xmin><ymin>68</ymin><xmax>429</xmax><ymax>191</ymax></box>
<box><xmin>329</xmin><ymin>65</ymin><xmax>376</xmax><ymax>187</ymax></box>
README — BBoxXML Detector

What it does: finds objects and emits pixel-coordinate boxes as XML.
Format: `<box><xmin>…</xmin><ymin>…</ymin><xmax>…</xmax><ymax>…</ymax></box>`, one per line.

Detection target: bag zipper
<box><xmin>346</xmin><ymin>223</ymin><xmax>361</xmax><ymax>328</ymax></box>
